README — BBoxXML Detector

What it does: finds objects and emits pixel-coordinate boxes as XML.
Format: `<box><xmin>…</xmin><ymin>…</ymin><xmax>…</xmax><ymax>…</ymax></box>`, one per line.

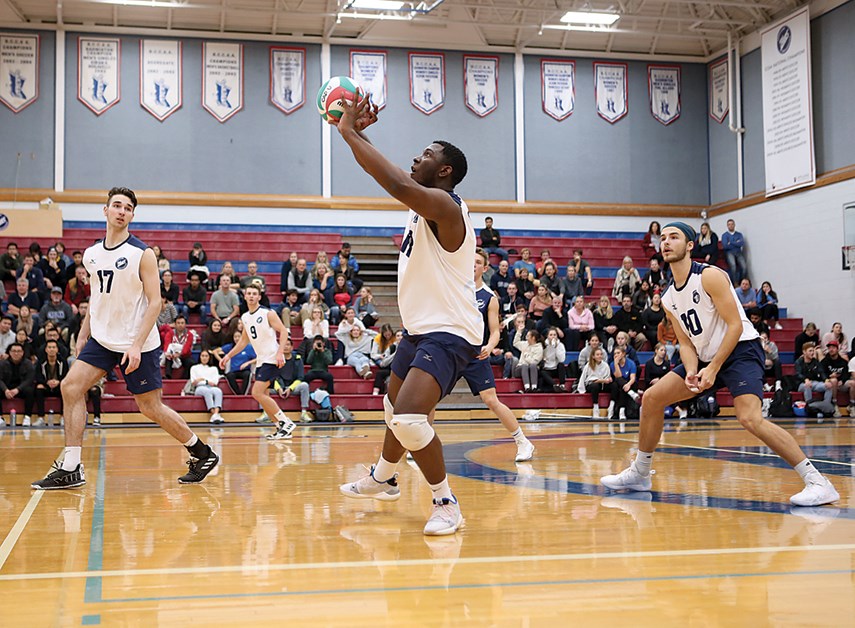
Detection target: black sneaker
<box><xmin>178</xmin><ymin>449</ymin><xmax>220</xmax><ymax>484</ymax></box>
<box><xmin>32</xmin><ymin>462</ymin><xmax>86</xmax><ymax>490</ymax></box>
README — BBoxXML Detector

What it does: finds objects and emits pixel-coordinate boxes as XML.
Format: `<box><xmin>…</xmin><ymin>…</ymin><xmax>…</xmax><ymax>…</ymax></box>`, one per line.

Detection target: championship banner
<box><xmin>202</xmin><ymin>42</ymin><xmax>243</xmax><ymax>122</ymax></box>
<box><xmin>593</xmin><ymin>62</ymin><xmax>628</xmax><ymax>124</ymax></box>
<box><xmin>708</xmin><ymin>57</ymin><xmax>728</xmax><ymax>123</ymax></box>
<box><xmin>270</xmin><ymin>46</ymin><xmax>305</xmax><ymax>115</ymax></box>
<box><xmin>648</xmin><ymin>64</ymin><xmax>681</xmax><ymax>125</ymax></box>
<box><xmin>0</xmin><ymin>33</ymin><xmax>39</xmax><ymax>113</ymax></box>
<box><xmin>463</xmin><ymin>55</ymin><xmax>498</xmax><ymax>117</ymax></box>
<box><xmin>761</xmin><ymin>6</ymin><xmax>815</xmax><ymax>197</ymax></box>
<box><xmin>78</xmin><ymin>37</ymin><xmax>120</xmax><ymax>115</ymax></box>
<box><xmin>140</xmin><ymin>40</ymin><xmax>182</xmax><ymax>121</ymax></box>
<box><xmin>408</xmin><ymin>52</ymin><xmax>444</xmax><ymax>115</ymax></box>
<box><xmin>350</xmin><ymin>50</ymin><xmax>386</xmax><ymax>109</ymax></box>
<box><xmin>541</xmin><ymin>59</ymin><xmax>574</xmax><ymax>121</ymax></box>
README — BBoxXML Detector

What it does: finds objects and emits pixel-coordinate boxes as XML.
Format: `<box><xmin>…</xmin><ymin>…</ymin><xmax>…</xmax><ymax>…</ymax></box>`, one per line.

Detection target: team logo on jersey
<box><xmin>692</xmin><ymin>290</ymin><xmax>700</xmax><ymax>304</ymax></box>
<box><xmin>476</xmin><ymin>298</ymin><xmax>486</xmax><ymax>309</ymax></box>
<box><xmin>256</xmin><ymin>316</ymin><xmax>263</xmax><ymax>323</ymax></box>
<box><xmin>115</xmin><ymin>257</ymin><xmax>128</xmax><ymax>270</ymax></box>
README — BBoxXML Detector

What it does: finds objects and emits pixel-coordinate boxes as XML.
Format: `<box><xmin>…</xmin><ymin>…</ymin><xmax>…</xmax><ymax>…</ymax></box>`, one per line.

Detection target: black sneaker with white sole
<box><xmin>32</xmin><ymin>462</ymin><xmax>86</xmax><ymax>490</ymax></box>
<box><xmin>178</xmin><ymin>449</ymin><xmax>220</xmax><ymax>484</ymax></box>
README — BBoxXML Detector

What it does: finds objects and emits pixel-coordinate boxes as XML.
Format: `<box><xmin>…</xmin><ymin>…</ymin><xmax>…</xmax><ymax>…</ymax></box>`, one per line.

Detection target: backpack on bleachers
<box><xmin>691</xmin><ymin>394</ymin><xmax>720</xmax><ymax>418</ymax></box>
<box><xmin>624</xmin><ymin>397</ymin><xmax>640</xmax><ymax>420</ymax></box>
<box><xmin>769</xmin><ymin>376</ymin><xmax>797</xmax><ymax>418</ymax></box>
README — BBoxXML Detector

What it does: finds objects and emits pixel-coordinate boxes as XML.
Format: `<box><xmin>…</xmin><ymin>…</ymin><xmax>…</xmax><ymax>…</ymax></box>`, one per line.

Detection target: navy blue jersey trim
<box><xmin>447</xmin><ymin>191</ymin><xmax>462</xmax><ymax>207</ymax></box>
<box><xmin>673</xmin><ymin>261</ymin><xmax>707</xmax><ymax>292</ymax></box>
<box><xmin>101</xmin><ymin>235</ymin><xmax>131</xmax><ymax>252</ymax></box>
<box><xmin>126</xmin><ymin>235</ymin><xmax>148</xmax><ymax>251</ymax></box>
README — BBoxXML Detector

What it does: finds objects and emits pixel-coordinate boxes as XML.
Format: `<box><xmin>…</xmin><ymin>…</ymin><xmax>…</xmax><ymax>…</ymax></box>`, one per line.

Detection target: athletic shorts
<box><xmin>391</xmin><ymin>331</ymin><xmax>479</xmax><ymax>398</ymax></box>
<box><xmin>77</xmin><ymin>338</ymin><xmax>162</xmax><ymax>395</ymax></box>
<box><xmin>672</xmin><ymin>338</ymin><xmax>765</xmax><ymax>400</ymax></box>
<box><xmin>255</xmin><ymin>363</ymin><xmax>280</xmax><ymax>383</ymax></box>
<box><xmin>460</xmin><ymin>357</ymin><xmax>496</xmax><ymax>397</ymax></box>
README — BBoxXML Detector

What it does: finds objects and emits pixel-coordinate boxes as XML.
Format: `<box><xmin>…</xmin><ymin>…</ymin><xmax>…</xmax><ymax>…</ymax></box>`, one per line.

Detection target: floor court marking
<box><xmin>2</xmin><ymin>543</ymin><xmax>854</xmax><ymax>583</ymax></box>
<box><xmin>636</xmin><ymin>440</ymin><xmax>855</xmax><ymax>467</ymax></box>
<box><xmin>0</xmin><ymin>490</ymin><xmax>44</xmax><ymax>571</ymax></box>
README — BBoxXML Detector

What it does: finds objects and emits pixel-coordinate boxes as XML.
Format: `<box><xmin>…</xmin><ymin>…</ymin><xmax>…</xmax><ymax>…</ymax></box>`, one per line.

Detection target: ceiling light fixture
<box><xmin>560</xmin><ymin>10</ymin><xmax>620</xmax><ymax>26</ymax></box>
<box><xmin>93</xmin><ymin>0</ymin><xmax>191</xmax><ymax>8</ymax></box>
<box><xmin>346</xmin><ymin>0</ymin><xmax>406</xmax><ymax>10</ymax></box>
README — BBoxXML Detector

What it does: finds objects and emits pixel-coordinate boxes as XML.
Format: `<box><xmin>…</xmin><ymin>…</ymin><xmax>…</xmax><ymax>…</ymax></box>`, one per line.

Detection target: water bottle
<box><xmin>49</xmin><ymin>410</ymin><xmax>55</xmax><ymax>427</ymax></box>
<box><xmin>10</xmin><ymin>409</ymin><xmax>16</xmax><ymax>427</ymax></box>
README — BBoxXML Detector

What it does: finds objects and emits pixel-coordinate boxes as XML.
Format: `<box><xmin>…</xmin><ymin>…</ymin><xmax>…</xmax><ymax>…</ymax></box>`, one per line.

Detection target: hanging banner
<box><xmin>648</xmin><ymin>64</ymin><xmax>681</xmax><ymax>125</ymax></box>
<box><xmin>350</xmin><ymin>50</ymin><xmax>386</xmax><ymax>109</ymax></box>
<box><xmin>593</xmin><ymin>62</ymin><xmax>628</xmax><ymax>124</ymax></box>
<box><xmin>761</xmin><ymin>6</ymin><xmax>815</xmax><ymax>197</ymax></box>
<box><xmin>270</xmin><ymin>46</ymin><xmax>305</xmax><ymax>114</ymax></box>
<box><xmin>78</xmin><ymin>37</ymin><xmax>121</xmax><ymax>115</ymax></box>
<box><xmin>202</xmin><ymin>42</ymin><xmax>243</xmax><ymax>122</ymax></box>
<box><xmin>408</xmin><ymin>52</ymin><xmax>444</xmax><ymax>115</ymax></box>
<box><xmin>541</xmin><ymin>59</ymin><xmax>574</xmax><ymax>121</ymax></box>
<box><xmin>0</xmin><ymin>33</ymin><xmax>39</xmax><ymax>113</ymax></box>
<box><xmin>140</xmin><ymin>40</ymin><xmax>182</xmax><ymax>121</ymax></box>
<box><xmin>463</xmin><ymin>55</ymin><xmax>498</xmax><ymax>117</ymax></box>
<box><xmin>708</xmin><ymin>57</ymin><xmax>729</xmax><ymax>123</ymax></box>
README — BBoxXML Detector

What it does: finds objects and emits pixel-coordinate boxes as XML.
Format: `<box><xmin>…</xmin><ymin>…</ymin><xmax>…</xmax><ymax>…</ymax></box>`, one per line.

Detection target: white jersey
<box><xmin>397</xmin><ymin>193</ymin><xmax>483</xmax><ymax>345</ymax></box>
<box><xmin>241</xmin><ymin>307</ymin><xmax>279</xmax><ymax>366</ymax></box>
<box><xmin>84</xmin><ymin>235</ymin><xmax>160</xmax><ymax>353</ymax></box>
<box><xmin>661</xmin><ymin>261</ymin><xmax>758</xmax><ymax>363</ymax></box>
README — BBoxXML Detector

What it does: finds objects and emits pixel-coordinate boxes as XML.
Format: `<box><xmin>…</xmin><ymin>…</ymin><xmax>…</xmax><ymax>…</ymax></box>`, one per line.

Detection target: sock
<box><xmin>429</xmin><ymin>477</ymin><xmax>454</xmax><ymax>502</ymax></box>
<box><xmin>794</xmin><ymin>458</ymin><xmax>823</xmax><ymax>483</ymax></box>
<box><xmin>61</xmin><ymin>446</ymin><xmax>82</xmax><ymax>471</ymax></box>
<box><xmin>634</xmin><ymin>450</ymin><xmax>654</xmax><ymax>476</ymax></box>
<box><xmin>510</xmin><ymin>427</ymin><xmax>526</xmax><ymax>444</ymax></box>
<box><xmin>184</xmin><ymin>434</ymin><xmax>210</xmax><ymax>459</ymax></box>
<box><xmin>183</xmin><ymin>434</ymin><xmax>198</xmax><ymax>447</ymax></box>
<box><xmin>275</xmin><ymin>410</ymin><xmax>293</xmax><ymax>425</ymax></box>
<box><xmin>373</xmin><ymin>456</ymin><xmax>398</xmax><ymax>482</ymax></box>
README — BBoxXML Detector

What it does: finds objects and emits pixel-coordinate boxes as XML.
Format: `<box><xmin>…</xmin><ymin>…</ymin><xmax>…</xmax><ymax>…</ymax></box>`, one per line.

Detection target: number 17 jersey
<box><xmin>661</xmin><ymin>261</ymin><xmax>757</xmax><ymax>363</ymax></box>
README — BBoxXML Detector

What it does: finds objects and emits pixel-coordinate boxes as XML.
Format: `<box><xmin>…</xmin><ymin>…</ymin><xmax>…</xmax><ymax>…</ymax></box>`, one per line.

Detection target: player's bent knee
<box><xmin>389</xmin><ymin>413</ymin><xmax>434</xmax><ymax>451</ymax></box>
<box><xmin>737</xmin><ymin>414</ymin><xmax>764</xmax><ymax>432</ymax></box>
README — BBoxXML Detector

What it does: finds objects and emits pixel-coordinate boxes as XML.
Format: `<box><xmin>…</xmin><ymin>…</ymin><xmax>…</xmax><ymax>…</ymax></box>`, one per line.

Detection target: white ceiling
<box><xmin>0</xmin><ymin>0</ymin><xmax>819</xmax><ymax>59</ymax></box>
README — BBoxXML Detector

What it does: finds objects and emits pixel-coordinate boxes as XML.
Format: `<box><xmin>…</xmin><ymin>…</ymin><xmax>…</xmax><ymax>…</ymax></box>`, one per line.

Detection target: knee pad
<box><xmin>390</xmin><ymin>413</ymin><xmax>434</xmax><ymax>451</ymax></box>
<box><xmin>383</xmin><ymin>394</ymin><xmax>394</xmax><ymax>428</ymax></box>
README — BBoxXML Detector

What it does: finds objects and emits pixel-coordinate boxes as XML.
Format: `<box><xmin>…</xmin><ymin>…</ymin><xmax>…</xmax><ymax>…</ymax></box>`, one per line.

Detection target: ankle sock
<box><xmin>634</xmin><ymin>450</ymin><xmax>654</xmax><ymax>476</ymax></box>
<box><xmin>185</xmin><ymin>436</ymin><xmax>210</xmax><ymax>459</ymax></box>
<box><xmin>274</xmin><ymin>410</ymin><xmax>292</xmax><ymax>425</ymax></box>
<box><xmin>510</xmin><ymin>427</ymin><xmax>527</xmax><ymax>444</ymax></box>
<box><xmin>429</xmin><ymin>477</ymin><xmax>453</xmax><ymax>501</ymax></box>
<box><xmin>794</xmin><ymin>458</ymin><xmax>822</xmax><ymax>483</ymax></box>
<box><xmin>373</xmin><ymin>456</ymin><xmax>398</xmax><ymax>483</ymax></box>
<box><xmin>61</xmin><ymin>446</ymin><xmax>82</xmax><ymax>471</ymax></box>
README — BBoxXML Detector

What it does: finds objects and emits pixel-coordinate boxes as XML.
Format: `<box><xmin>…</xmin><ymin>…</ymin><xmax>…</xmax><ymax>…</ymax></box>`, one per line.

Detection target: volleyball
<box><xmin>316</xmin><ymin>76</ymin><xmax>362</xmax><ymax>121</ymax></box>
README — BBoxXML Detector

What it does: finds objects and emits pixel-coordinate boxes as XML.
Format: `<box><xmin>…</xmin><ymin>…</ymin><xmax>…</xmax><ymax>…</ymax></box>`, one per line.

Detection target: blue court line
<box><xmin>657</xmin><ymin>446</ymin><xmax>855</xmax><ymax>477</ymax></box>
<box><xmin>83</xmin><ymin>436</ymin><xmax>107</xmax><ymax>604</ymax></box>
<box><xmin>91</xmin><ymin>567</ymin><xmax>855</xmax><ymax>603</ymax></box>
<box><xmin>81</xmin><ymin>615</ymin><xmax>101</xmax><ymax>625</ymax></box>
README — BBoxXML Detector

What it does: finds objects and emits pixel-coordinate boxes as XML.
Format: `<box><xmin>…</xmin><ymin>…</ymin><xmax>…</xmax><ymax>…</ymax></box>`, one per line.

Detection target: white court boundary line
<box><xmin>1</xmin><ymin>543</ymin><xmax>854</xmax><ymax>582</ymax></box>
<box><xmin>0</xmin><ymin>491</ymin><xmax>44</xmax><ymax>571</ymax></box>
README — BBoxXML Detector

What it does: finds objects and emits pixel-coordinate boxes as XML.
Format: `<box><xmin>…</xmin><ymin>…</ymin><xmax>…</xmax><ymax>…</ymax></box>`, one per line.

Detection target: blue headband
<box><xmin>663</xmin><ymin>221</ymin><xmax>696</xmax><ymax>242</ymax></box>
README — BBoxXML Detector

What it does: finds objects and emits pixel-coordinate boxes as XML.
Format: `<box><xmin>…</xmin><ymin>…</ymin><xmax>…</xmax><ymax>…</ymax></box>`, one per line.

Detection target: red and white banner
<box><xmin>708</xmin><ymin>57</ymin><xmax>728</xmax><ymax>123</ymax></box>
<box><xmin>648</xmin><ymin>64</ymin><xmax>681</xmax><ymax>125</ymax></box>
<box><xmin>350</xmin><ymin>49</ymin><xmax>386</xmax><ymax>109</ymax></box>
<box><xmin>0</xmin><ymin>33</ymin><xmax>39</xmax><ymax>113</ymax></box>
<box><xmin>140</xmin><ymin>40</ymin><xmax>182</xmax><ymax>121</ymax></box>
<box><xmin>541</xmin><ymin>59</ymin><xmax>574</xmax><ymax>121</ymax></box>
<box><xmin>78</xmin><ymin>37</ymin><xmax>121</xmax><ymax>115</ymax></box>
<box><xmin>594</xmin><ymin>62</ymin><xmax>628</xmax><ymax>124</ymax></box>
<box><xmin>202</xmin><ymin>42</ymin><xmax>243</xmax><ymax>122</ymax></box>
<box><xmin>408</xmin><ymin>52</ymin><xmax>444</xmax><ymax>115</ymax></box>
<box><xmin>270</xmin><ymin>46</ymin><xmax>305</xmax><ymax>114</ymax></box>
<box><xmin>463</xmin><ymin>55</ymin><xmax>498</xmax><ymax>117</ymax></box>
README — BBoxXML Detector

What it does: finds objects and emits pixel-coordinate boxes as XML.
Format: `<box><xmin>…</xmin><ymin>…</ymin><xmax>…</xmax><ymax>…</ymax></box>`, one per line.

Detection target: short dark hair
<box><xmin>485</xmin><ymin>216</ymin><xmax>493</xmax><ymax>222</ymax></box>
<box><xmin>244</xmin><ymin>284</ymin><xmax>261</xmax><ymax>294</ymax></box>
<box><xmin>72</xmin><ymin>250</ymin><xmax>82</xmax><ymax>256</ymax></box>
<box><xmin>45</xmin><ymin>339</ymin><xmax>58</xmax><ymax>348</ymax></box>
<box><xmin>8</xmin><ymin>342</ymin><xmax>23</xmax><ymax>352</ymax></box>
<box><xmin>433</xmin><ymin>140</ymin><xmax>468</xmax><ymax>187</ymax></box>
<box><xmin>107</xmin><ymin>186</ymin><xmax>138</xmax><ymax>208</ymax></box>
<box><xmin>174</xmin><ymin>315</ymin><xmax>187</xmax><ymax>323</ymax></box>
<box><xmin>6</xmin><ymin>242</ymin><xmax>16</xmax><ymax>249</ymax></box>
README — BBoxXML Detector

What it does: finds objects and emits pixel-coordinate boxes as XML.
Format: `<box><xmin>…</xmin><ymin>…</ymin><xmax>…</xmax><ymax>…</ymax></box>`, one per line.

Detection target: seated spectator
<box><xmin>760</xmin><ymin>332</ymin><xmax>783</xmax><ymax>384</ymax></box>
<box><xmin>822</xmin><ymin>323</ymin><xmax>849</xmax><ymax>361</ymax></box>
<box><xmin>642</xmin><ymin>221</ymin><xmax>662</xmax><ymax>261</ymax></box>
<box><xmin>300</xmin><ymin>289</ymin><xmax>330</xmax><ymax>324</ymax></box>
<box><xmin>8</xmin><ymin>276</ymin><xmax>41</xmax><ymax>316</ymax></box>
<box><xmin>313</xmin><ymin>262</ymin><xmax>333</xmax><ymax>295</ymax></box>
<box><xmin>578</xmin><ymin>333</ymin><xmax>602</xmax><ymax>369</ymax></box>
<box><xmin>644</xmin><ymin>343</ymin><xmax>671</xmax><ymax>389</ymax></box>
<box><xmin>34</xmin><ymin>338</ymin><xmax>68</xmax><ymax>426</ymax></box>
<box><xmin>63</xmin><ymin>250</ymin><xmax>84</xmax><ymax>284</ymax></box>
<box><xmin>0</xmin><ymin>343</ymin><xmax>36</xmax><ymax>426</ymax></box>
<box><xmin>370</xmin><ymin>324</ymin><xmax>398</xmax><ymax>396</ymax></box>
<box><xmin>608</xmin><ymin>346</ymin><xmax>639</xmax><ymax>420</ymax></box>
<box><xmin>641</xmin><ymin>293</ymin><xmax>665</xmax><ymax>343</ymax></box>
<box><xmin>539</xmin><ymin>261</ymin><xmax>561</xmax><ymax>294</ymax></box>
<box><xmin>15</xmin><ymin>306</ymin><xmax>37</xmax><ymax>342</ymax></box>
<box><xmin>631</xmin><ymin>279</ymin><xmax>654</xmax><ymax>311</ymax></box>
<box><xmin>331</xmin><ymin>242</ymin><xmax>362</xmax><ymax>291</ymax></box>
<box><xmin>305</xmin><ymin>334</ymin><xmax>335</xmax><ymax>395</ymax></box>
<box><xmin>512</xmin><ymin>248</ymin><xmax>537</xmax><ymax>279</ymax></box>
<box><xmin>272</xmin><ymin>338</ymin><xmax>312</xmax><ymax>423</ymax></box>
<box><xmin>16</xmin><ymin>328</ymin><xmax>36</xmax><ymax>363</ymax></box>
<box><xmin>64</xmin><ymin>265</ymin><xmax>91</xmax><ymax>314</ymax></box>
<box><xmin>534</xmin><ymin>250</ymin><xmax>554</xmax><ymax>277</ymax></box>
<box><xmin>489</xmin><ymin>260</ymin><xmax>512</xmax><ymax>299</ymax></box>
<box><xmin>38</xmin><ymin>247</ymin><xmax>66</xmax><ymax>291</ymax></box>
<box><xmin>721</xmin><ymin>219</ymin><xmax>748</xmax><ymax>285</ymax></box>
<box><xmin>757</xmin><ymin>281</ymin><xmax>781</xmax><ymax>330</ymax></box>
<box><xmin>642</xmin><ymin>257</ymin><xmax>669</xmax><ymax>291</ymax></box>
<box><xmin>187</xmin><ymin>242</ymin><xmax>210</xmax><ymax>282</ymax></box>
<box><xmin>288</xmin><ymin>258</ymin><xmax>312</xmax><ymax>304</ymax></box>
<box><xmin>353</xmin><ymin>286</ymin><xmax>380</xmax><ymax>328</ymax></box>
<box><xmin>528</xmin><ymin>285</ymin><xmax>552</xmax><ymax>322</ymax></box>
<box><xmin>210</xmin><ymin>273</ymin><xmax>240</xmax><ymax>329</ymax></box>
<box><xmin>592</xmin><ymin>295</ymin><xmax>618</xmax><ymax>351</ymax></box>
<box><xmin>27</xmin><ymin>242</ymin><xmax>42</xmax><ymax>265</ymax></box>
<box><xmin>537</xmin><ymin>291</ymin><xmax>570</xmax><ymax>342</ymax></box>
<box><xmin>221</xmin><ymin>330</ymin><xmax>254</xmax><ymax>395</ymax></box>
<box><xmin>658</xmin><ymin>316</ymin><xmax>679</xmax><ymax>363</ymax></box>
<box><xmin>201</xmin><ymin>319</ymin><xmax>229</xmax><ymax>366</ymax></box>
<box><xmin>0</xmin><ymin>316</ymin><xmax>17</xmax><ymax>359</ymax></box>
<box><xmin>499</xmin><ymin>282</ymin><xmax>525</xmax><ymax>318</ymax></box>
<box><xmin>0</xmin><ymin>241</ymin><xmax>23</xmax><ymax>281</ymax></box>
<box><xmin>39</xmin><ymin>287</ymin><xmax>74</xmax><ymax>341</ymax></box>
<box><xmin>54</xmin><ymin>242</ymin><xmax>71</xmax><ymax>269</ymax></box>
<box><xmin>613</xmin><ymin>295</ymin><xmax>648</xmax><ymax>351</ymax></box>
<box><xmin>160</xmin><ymin>269</ymin><xmax>179</xmax><ymax>306</ymax></box>
<box><xmin>314</xmin><ymin>251</ymin><xmax>330</xmax><ymax>274</ymax></box>
<box><xmin>188</xmin><ymin>349</ymin><xmax>225</xmax><ymax>424</ymax></box>
<box><xmin>612</xmin><ymin>256</ymin><xmax>641</xmax><ymax>298</ymax></box>
<box><xmin>514</xmin><ymin>267</ymin><xmax>535</xmax><ymax>303</ymax></box>
<box><xmin>513</xmin><ymin>329</ymin><xmax>544</xmax><ymax>394</ymax></box>
<box><xmin>735</xmin><ymin>278</ymin><xmax>757</xmax><ymax>312</ymax></box>
<box><xmin>479</xmin><ymin>216</ymin><xmax>508</xmax><ymax>262</ymax></box>
<box><xmin>279</xmin><ymin>251</ymin><xmax>299</xmax><ymax>299</ymax></box>
<box><xmin>559</xmin><ymin>265</ymin><xmax>584</xmax><ymax>306</ymax></box>
<box><xmin>302</xmin><ymin>306</ymin><xmax>330</xmax><ymax>345</ymax></box>
<box><xmin>280</xmin><ymin>290</ymin><xmax>302</xmax><ymax>326</ymax></box>
<box><xmin>794</xmin><ymin>322</ymin><xmax>821</xmax><ymax>357</ymax></box>
<box><xmin>35</xmin><ymin>324</ymin><xmax>70</xmax><ymax>364</ymax></box>
<box><xmin>67</xmin><ymin>302</ymin><xmax>88</xmax><ymax>358</ymax></box>
<box><xmin>565</xmin><ymin>295</ymin><xmax>593</xmax><ymax>351</ymax></box>
<box><xmin>336</xmin><ymin>324</ymin><xmax>374</xmax><ymax>379</ymax></box>
<box><xmin>614</xmin><ymin>330</ymin><xmax>639</xmax><ymax>365</ymax></box>
<box><xmin>502</xmin><ymin>314</ymin><xmax>530</xmax><ymax>379</ymax></box>
<box><xmin>821</xmin><ymin>340</ymin><xmax>848</xmax><ymax>418</ymax></box>
<box><xmin>795</xmin><ymin>341</ymin><xmax>833</xmax><ymax>412</ymax></box>
<box><xmin>152</xmin><ymin>245</ymin><xmax>170</xmax><ymax>275</ymax></box>
<box><xmin>182</xmin><ymin>272</ymin><xmax>208</xmax><ymax>320</ymax></box>
<box><xmin>328</xmin><ymin>274</ymin><xmax>354</xmax><ymax>325</ymax></box>
<box><xmin>748</xmin><ymin>308</ymin><xmax>770</xmax><ymax>337</ymax></box>
<box><xmin>570</xmin><ymin>249</ymin><xmax>594</xmax><ymax>296</ymax></box>
<box><xmin>692</xmin><ymin>222</ymin><xmax>719</xmax><ymax>264</ymax></box>
<box><xmin>578</xmin><ymin>346</ymin><xmax>612</xmax><ymax>418</ymax></box>
<box><xmin>157</xmin><ymin>296</ymin><xmax>178</xmax><ymax>346</ymax></box>
<box><xmin>240</xmin><ymin>261</ymin><xmax>269</xmax><ymax>308</ymax></box>
<box><xmin>540</xmin><ymin>327</ymin><xmax>567</xmax><ymax>392</ymax></box>
<box><xmin>217</xmin><ymin>261</ymin><xmax>241</xmax><ymax>291</ymax></box>
<box><xmin>161</xmin><ymin>315</ymin><xmax>194</xmax><ymax>379</ymax></box>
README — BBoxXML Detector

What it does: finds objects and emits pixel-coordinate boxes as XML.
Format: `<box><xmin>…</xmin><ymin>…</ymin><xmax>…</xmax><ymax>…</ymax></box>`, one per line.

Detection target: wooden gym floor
<box><xmin>1</xmin><ymin>418</ymin><xmax>853</xmax><ymax>626</ymax></box>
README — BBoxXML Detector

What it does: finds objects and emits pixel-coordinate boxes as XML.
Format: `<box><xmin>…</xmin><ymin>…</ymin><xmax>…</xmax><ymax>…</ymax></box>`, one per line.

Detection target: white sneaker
<box><xmin>774</xmin><ymin>322</ymin><xmax>783</xmax><ymax>330</ymax></box>
<box><xmin>339</xmin><ymin>467</ymin><xmax>401</xmax><ymax>502</ymax></box>
<box><xmin>833</xmin><ymin>407</ymin><xmax>841</xmax><ymax>418</ymax></box>
<box><xmin>592</xmin><ymin>404</ymin><xmax>600</xmax><ymax>419</ymax></box>
<box><xmin>514</xmin><ymin>439</ymin><xmax>535</xmax><ymax>462</ymax></box>
<box><xmin>628</xmin><ymin>390</ymin><xmax>640</xmax><ymax>402</ymax></box>
<box><xmin>300</xmin><ymin>410</ymin><xmax>313</xmax><ymax>423</ymax></box>
<box><xmin>790</xmin><ymin>478</ymin><xmax>840</xmax><ymax>507</ymax></box>
<box><xmin>424</xmin><ymin>497</ymin><xmax>464</xmax><ymax>536</ymax></box>
<box><xmin>601</xmin><ymin>463</ymin><xmax>654</xmax><ymax>491</ymax></box>
<box><xmin>619</xmin><ymin>408</ymin><xmax>626</xmax><ymax>420</ymax></box>
<box><xmin>849</xmin><ymin>405</ymin><xmax>855</xmax><ymax>418</ymax></box>
<box><xmin>0</xmin><ymin>417</ymin><xmax>5</xmax><ymax>428</ymax></box>
<box><xmin>255</xmin><ymin>413</ymin><xmax>272</xmax><ymax>423</ymax></box>
<box><xmin>22</xmin><ymin>415</ymin><xmax>31</xmax><ymax>427</ymax></box>
<box><xmin>32</xmin><ymin>417</ymin><xmax>45</xmax><ymax>427</ymax></box>
<box><xmin>266</xmin><ymin>419</ymin><xmax>296</xmax><ymax>440</ymax></box>
<box><xmin>209</xmin><ymin>414</ymin><xmax>225</xmax><ymax>424</ymax></box>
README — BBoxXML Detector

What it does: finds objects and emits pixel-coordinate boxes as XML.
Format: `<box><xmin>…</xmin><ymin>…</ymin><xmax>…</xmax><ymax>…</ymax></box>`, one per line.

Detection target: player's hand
<box><xmin>121</xmin><ymin>346</ymin><xmax>142</xmax><ymax>374</ymax></box>
<box><xmin>478</xmin><ymin>345</ymin><xmax>490</xmax><ymax>360</ymax></box>
<box><xmin>219</xmin><ymin>357</ymin><xmax>229</xmax><ymax>371</ymax></box>
<box><xmin>685</xmin><ymin>370</ymin><xmax>701</xmax><ymax>393</ymax></box>
<box><xmin>696</xmin><ymin>365</ymin><xmax>718</xmax><ymax>392</ymax></box>
<box><xmin>276</xmin><ymin>352</ymin><xmax>285</xmax><ymax>368</ymax></box>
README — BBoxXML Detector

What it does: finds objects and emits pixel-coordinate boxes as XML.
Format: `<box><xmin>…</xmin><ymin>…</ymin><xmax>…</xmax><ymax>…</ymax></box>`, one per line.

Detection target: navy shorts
<box><xmin>460</xmin><ymin>357</ymin><xmax>496</xmax><ymax>396</ymax></box>
<box><xmin>255</xmin><ymin>363</ymin><xmax>280</xmax><ymax>383</ymax></box>
<box><xmin>77</xmin><ymin>338</ymin><xmax>162</xmax><ymax>395</ymax></box>
<box><xmin>391</xmin><ymin>332</ymin><xmax>480</xmax><ymax>398</ymax></box>
<box><xmin>672</xmin><ymin>338</ymin><xmax>765</xmax><ymax>400</ymax></box>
